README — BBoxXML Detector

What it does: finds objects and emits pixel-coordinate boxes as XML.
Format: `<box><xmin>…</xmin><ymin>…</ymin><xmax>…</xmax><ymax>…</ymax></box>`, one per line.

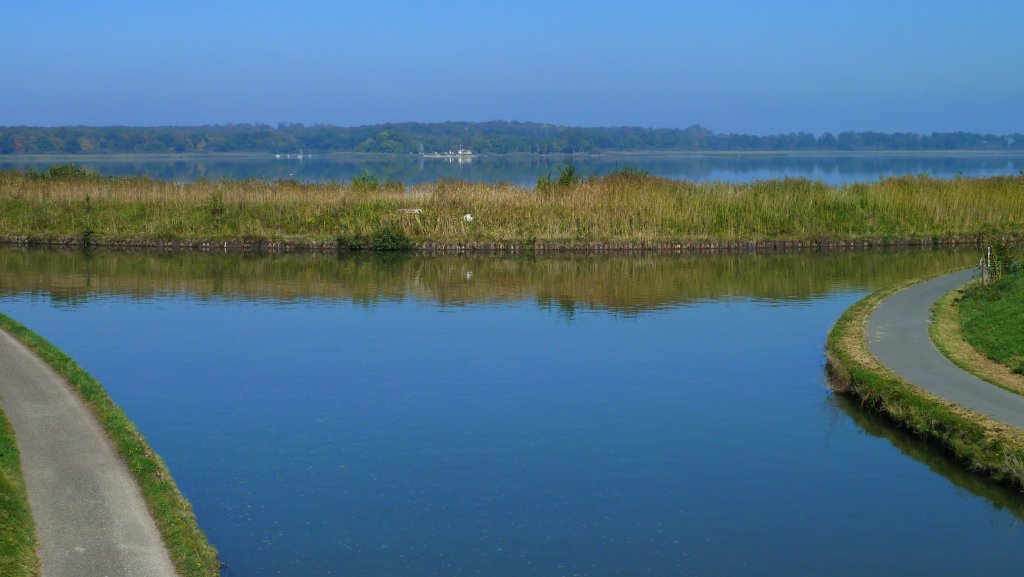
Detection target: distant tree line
<box><xmin>1</xmin><ymin>122</ymin><xmax>1021</xmax><ymax>155</ymax></box>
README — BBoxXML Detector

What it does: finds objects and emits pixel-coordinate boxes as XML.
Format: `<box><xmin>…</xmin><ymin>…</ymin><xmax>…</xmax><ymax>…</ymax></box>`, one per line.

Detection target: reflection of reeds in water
<box><xmin>0</xmin><ymin>247</ymin><xmax>976</xmax><ymax>312</ymax></box>
<box><xmin>0</xmin><ymin>171</ymin><xmax>1022</xmax><ymax>244</ymax></box>
<box><xmin>828</xmin><ymin>395</ymin><xmax>1024</xmax><ymax>522</ymax></box>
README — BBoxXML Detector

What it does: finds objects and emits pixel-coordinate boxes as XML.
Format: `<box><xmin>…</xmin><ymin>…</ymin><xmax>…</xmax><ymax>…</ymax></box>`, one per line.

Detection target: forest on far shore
<box><xmin>2</xmin><ymin>122</ymin><xmax>1022</xmax><ymax>155</ymax></box>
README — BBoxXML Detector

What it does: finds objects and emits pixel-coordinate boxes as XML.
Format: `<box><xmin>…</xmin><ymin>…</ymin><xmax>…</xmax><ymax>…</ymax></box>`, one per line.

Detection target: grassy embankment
<box><xmin>0</xmin><ymin>314</ymin><xmax>219</xmax><ymax>577</ymax></box>
<box><xmin>930</xmin><ymin>269</ymin><xmax>1024</xmax><ymax>396</ymax></box>
<box><xmin>0</xmin><ymin>407</ymin><xmax>38</xmax><ymax>577</ymax></box>
<box><xmin>826</xmin><ymin>275</ymin><xmax>1024</xmax><ymax>488</ymax></box>
<box><xmin>960</xmin><ymin>270</ymin><xmax>1024</xmax><ymax>375</ymax></box>
<box><xmin>0</xmin><ymin>167</ymin><xmax>1022</xmax><ymax>248</ymax></box>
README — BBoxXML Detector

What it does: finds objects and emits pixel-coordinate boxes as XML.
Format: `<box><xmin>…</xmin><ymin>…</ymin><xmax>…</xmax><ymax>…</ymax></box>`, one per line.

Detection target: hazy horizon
<box><xmin>4</xmin><ymin>120</ymin><xmax>1024</xmax><ymax>138</ymax></box>
<box><xmin>4</xmin><ymin>1</ymin><xmax>1022</xmax><ymax>134</ymax></box>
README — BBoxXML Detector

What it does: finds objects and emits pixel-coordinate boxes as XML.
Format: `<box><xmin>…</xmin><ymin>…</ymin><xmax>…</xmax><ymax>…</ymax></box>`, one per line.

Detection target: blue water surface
<box><xmin>1</xmin><ymin>249</ymin><xmax>1020</xmax><ymax>576</ymax></box>
<box><xmin>3</xmin><ymin>152</ymin><xmax>1024</xmax><ymax>185</ymax></box>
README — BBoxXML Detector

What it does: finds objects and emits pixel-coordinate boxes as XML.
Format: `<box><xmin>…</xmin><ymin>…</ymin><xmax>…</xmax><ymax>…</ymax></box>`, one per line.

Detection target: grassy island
<box><xmin>0</xmin><ymin>167</ymin><xmax>1021</xmax><ymax>249</ymax></box>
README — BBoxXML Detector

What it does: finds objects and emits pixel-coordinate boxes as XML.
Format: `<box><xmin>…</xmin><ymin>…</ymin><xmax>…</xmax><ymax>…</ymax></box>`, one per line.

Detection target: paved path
<box><xmin>0</xmin><ymin>328</ymin><xmax>178</xmax><ymax>577</ymax></box>
<box><xmin>868</xmin><ymin>269</ymin><xmax>1024</xmax><ymax>428</ymax></box>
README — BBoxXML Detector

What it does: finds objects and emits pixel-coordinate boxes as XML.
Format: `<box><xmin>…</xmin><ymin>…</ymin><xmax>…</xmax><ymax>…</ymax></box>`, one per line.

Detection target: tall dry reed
<box><xmin>0</xmin><ymin>170</ymin><xmax>1021</xmax><ymax>244</ymax></box>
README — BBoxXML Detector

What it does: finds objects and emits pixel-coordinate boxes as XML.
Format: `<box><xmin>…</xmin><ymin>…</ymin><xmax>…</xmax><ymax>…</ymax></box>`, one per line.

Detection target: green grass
<box><xmin>930</xmin><ymin>282</ymin><xmax>1024</xmax><ymax>397</ymax></box>
<box><xmin>0</xmin><ymin>406</ymin><xmax>39</xmax><ymax>577</ymax></box>
<box><xmin>0</xmin><ymin>168</ymin><xmax>1021</xmax><ymax>246</ymax></box>
<box><xmin>826</xmin><ymin>274</ymin><xmax>1024</xmax><ymax>487</ymax></box>
<box><xmin>0</xmin><ymin>314</ymin><xmax>219</xmax><ymax>577</ymax></box>
<box><xmin>960</xmin><ymin>270</ymin><xmax>1024</xmax><ymax>376</ymax></box>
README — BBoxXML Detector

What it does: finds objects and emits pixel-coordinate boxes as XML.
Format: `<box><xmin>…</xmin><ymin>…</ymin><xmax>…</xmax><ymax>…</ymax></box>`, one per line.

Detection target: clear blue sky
<box><xmin>4</xmin><ymin>0</ymin><xmax>1022</xmax><ymax>133</ymax></box>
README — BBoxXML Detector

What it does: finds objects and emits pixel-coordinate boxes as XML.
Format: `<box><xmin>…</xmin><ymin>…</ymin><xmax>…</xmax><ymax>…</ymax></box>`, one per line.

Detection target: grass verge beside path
<box><xmin>0</xmin><ymin>406</ymin><xmax>38</xmax><ymax>577</ymax></box>
<box><xmin>959</xmin><ymin>270</ymin><xmax>1024</xmax><ymax>376</ymax></box>
<box><xmin>826</xmin><ymin>274</ymin><xmax>1024</xmax><ymax>488</ymax></box>
<box><xmin>0</xmin><ymin>314</ymin><xmax>219</xmax><ymax>577</ymax></box>
<box><xmin>930</xmin><ymin>281</ymin><xmax>1024</xmax><ymax>396</ymax></box>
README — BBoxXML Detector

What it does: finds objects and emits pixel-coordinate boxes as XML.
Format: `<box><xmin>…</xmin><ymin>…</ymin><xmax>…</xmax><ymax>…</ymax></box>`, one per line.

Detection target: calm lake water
<box><xmin>1</xmin><ymin>248</ymin><xmax>1022</xmax><ymax>576</ymax></box>
<box><xmin>3</xmin><ymin>152</ymin><xmax>1024</xmax><ymax>185</ymax></box>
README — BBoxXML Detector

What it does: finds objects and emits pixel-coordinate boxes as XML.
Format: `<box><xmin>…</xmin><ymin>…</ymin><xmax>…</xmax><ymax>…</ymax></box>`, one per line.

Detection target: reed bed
<box><xmin>0</xmin><ymin>170</ymin><xmax>1021</xmax><ymax>245</ymax></box>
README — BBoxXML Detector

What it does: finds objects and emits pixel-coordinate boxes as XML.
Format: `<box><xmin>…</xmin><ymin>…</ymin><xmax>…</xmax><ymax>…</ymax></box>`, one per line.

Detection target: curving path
<box><xmin>868</xmin><ymin>269</ymin><xmax>1024</xmax><ymax>428</ymax></box>
<box><xmin>0</xmin><ymin>328</ymin><xmax>177</xmax><ymax>577</ymax></box>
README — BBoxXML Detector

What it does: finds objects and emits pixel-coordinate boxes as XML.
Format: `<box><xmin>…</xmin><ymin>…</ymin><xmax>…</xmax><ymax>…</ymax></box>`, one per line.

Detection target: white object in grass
<box><xmin>463</xmin><ymin>214</ymin><xmax>473</xmax><ymax>222</ymax></box>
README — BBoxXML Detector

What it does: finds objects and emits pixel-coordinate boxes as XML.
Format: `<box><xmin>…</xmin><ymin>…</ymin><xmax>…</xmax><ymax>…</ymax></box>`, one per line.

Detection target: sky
<box><xmin>3</xmin><ymin>0</ymin><xmax>1023</xmax><ymax>134</ymax></box>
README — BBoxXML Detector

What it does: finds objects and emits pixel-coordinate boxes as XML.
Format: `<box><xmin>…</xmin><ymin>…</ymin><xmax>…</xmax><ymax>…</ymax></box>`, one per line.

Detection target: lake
<box><xmin>1</xmin><ymin>248</ymin><xmax>1022</xmax><ymax>576</ymax></box>
<box><xmin>3</xmin><ymin>152</ymin><xmax>1024</xmax><ymax>185</ymax></box>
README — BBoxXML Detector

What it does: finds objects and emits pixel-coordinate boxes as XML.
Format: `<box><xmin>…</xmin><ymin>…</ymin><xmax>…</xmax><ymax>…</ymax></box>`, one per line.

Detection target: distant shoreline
<box><xmin>3</xmin><ymin>149</ymin><xmax>1024</xmax><ymax>162</ymax></box>
<box><xmin>3</xmin><ymin>123</ymin><xmax>1022</xmax><ymax>157</ymax></box>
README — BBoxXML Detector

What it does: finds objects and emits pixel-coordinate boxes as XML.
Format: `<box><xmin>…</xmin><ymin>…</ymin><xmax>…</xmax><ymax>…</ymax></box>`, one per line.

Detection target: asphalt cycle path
<box><xmin>0</xmin><ymin>328</ymin><xmax>178</xmax><ymax>577</ymax></box>
<box><xmin>868</xmin><ymin>268</ymin><xmax>1024</xmax><ymax>429</ymax></box>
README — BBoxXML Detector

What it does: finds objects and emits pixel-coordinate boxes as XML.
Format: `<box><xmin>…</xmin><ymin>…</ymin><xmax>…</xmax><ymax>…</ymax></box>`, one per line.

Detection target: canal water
<box><xmin>3</xmin><ymin>152</ymin><xmax>1024</xmax><ymax>185</ymax></box>
<box><xmin>1</xmin><ymin>248</ymin><xmax>1021</xmax><ymax>576</ymax></box>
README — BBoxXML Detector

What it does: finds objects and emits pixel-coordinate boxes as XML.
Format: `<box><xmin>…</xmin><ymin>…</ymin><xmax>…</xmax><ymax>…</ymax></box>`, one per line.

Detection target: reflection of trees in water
<box><xmin>828</xmin><ymin>395</ymin><xmax>1024</xmax><ymax>521</ymax></box>
<box><xmin>0</xmin><ymin>247</ymin><xmax>975</xmax><ymax>312</ymax></box>
<box><xmin>1</xmin><ymin>154</ymin><xmax>1023</xmax><ymax>185</ymax></box>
